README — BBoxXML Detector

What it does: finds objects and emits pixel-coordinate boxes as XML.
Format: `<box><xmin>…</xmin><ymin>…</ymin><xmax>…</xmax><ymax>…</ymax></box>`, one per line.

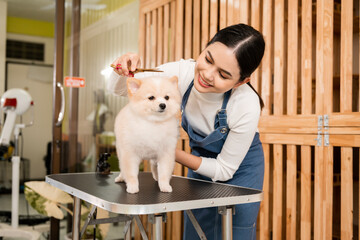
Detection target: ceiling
<box><xmin>5</xmin><ymin>0</ymin><xmax>107</xmax><ymax>23</ymax></box>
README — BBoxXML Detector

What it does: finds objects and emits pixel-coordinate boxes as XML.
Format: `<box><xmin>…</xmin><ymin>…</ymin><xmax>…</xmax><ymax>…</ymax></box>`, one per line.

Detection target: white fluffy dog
<box><xmin>114</xmin><ymin>76</ymin><xmax>181</xmax><ymax>194</ymax></box>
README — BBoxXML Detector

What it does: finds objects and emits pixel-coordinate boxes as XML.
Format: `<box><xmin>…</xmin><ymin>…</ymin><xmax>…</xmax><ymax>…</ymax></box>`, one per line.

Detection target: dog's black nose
<box><xmin>159</xmin><ymin>103</ymin><xmax>166</xmax><ymax>110</ymax></box>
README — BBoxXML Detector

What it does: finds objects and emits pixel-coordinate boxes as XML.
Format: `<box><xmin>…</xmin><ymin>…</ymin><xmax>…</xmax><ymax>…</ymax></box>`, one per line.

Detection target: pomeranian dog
<box><xmin>114</xmin><ymin>76</ymin><xmax>181</xmax><ymax>194</ymax></box>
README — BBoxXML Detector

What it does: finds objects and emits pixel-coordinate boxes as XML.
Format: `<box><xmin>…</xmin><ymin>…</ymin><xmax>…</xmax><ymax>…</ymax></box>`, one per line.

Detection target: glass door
<box><xmin>53</xmin><ymin>0</ymin><xmax>139</xmax><ymax>175</ymax></box>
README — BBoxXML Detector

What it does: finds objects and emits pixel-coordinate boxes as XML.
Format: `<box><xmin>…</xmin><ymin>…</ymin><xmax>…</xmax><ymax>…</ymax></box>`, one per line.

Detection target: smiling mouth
<box><xmin>198</xmin><ymin>75</ymin><xmax>212</xmax><ymax>88</ymax></box>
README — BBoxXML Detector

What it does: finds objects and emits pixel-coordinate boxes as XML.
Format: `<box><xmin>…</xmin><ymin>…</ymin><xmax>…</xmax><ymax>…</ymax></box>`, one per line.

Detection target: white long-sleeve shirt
<box><xmin>107</xmin><ymin>59</ymin><xmax>260</xmax><ymax>182</ymax></box>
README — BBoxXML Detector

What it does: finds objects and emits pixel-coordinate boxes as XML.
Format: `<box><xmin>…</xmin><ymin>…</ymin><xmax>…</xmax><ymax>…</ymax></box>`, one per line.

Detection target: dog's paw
<box><xmin>159</xmin><ymin>183</ymin><xmax>172</xmax><ymax>193</ymax></box>
<box><xmin>114</xmin><ymin>173</ymin><xmax>125</xmax><ymax>183</ymax></box>
<box><xmin>126</xmin><ymin>184</ymin><xmax>139</xmax><ymax>194</ymax></box>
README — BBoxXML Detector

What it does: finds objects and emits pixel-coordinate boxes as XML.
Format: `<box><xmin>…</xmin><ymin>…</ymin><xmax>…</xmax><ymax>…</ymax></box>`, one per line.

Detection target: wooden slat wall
<box><xmin>138</xmin><ymin>0</ymin><xmax>360</xmax><ymax>239</ymax></box>
<box><xmin>300</xmin><ymin>1</ymin><xmax>312</xmax><ymax>240</ymax></box>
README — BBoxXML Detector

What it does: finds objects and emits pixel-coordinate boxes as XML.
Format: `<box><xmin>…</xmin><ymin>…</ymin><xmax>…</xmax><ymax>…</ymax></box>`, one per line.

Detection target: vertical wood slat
<box><xmin>232</xmin><ymin>0</ymin><xmax>240</xmax><ymax>25</ymax></box>
<box><xmin>163</xmin><ymin>3</ymin><xmax>170</xmax><ymax>63</ymax></box>
<box><xmin>324</xmin><ymin>146</ymin><xmax>334</xmax><ymax>240</ymax></box>
<box><xmin>315</xmin><ymin>1</ymin><xmax>333</xmax><ymax>240</ymax></box>
<box><xmin>300</xmin><ymin>146</ymin><xmax>311</xmax><ymax>240</ymax></box>
<box><xmin>175</xmin><ymin>0</ymin><xmax>184</xmax><ymax>60</ymax></box>
<box><xmin>201</xmin><ymin>0</ymin><xmax>209</xmax><ymax>50</ymax></box>
<box><xmin>301</xmin><ymin>0</ymin><xmax>312</xmax><ymax>115</ymax></box>
<box><xmin>226</xmin><ymin>0</ymin><xmax>234</xmax><ymax>26</ymax></box>
<box><xmin>260</xmin><ymin>0</ymin><xmax>272</xmax><ymax>116</ymax></box>
<box><xmin>184</xmin><ymin>0</ymin><xmax>192</xmax><ymax>59</ymax></box>
<box><xmin>200</xmin><ymin>0</ymin><xmax>210</xmax><ymax>52</ymax></box>
<box><xmin>239</xmin><ymin>0</ymin><xmax>249</xmax><ymax>24</ymax></box>
<box><xmin>193</xmin><ymin>0</ymin><xmax>201</xmax><ymax>58</ymax></box>
<box><xmin>340</xmin><ymin>0</ymin><xmax>353</xmax><ymax>113</ymax></box>
<box><xmin>287</xmin><ymin>0</ymin><xmax>298</xmax><ymax>116</ymax></box>
<box><xmin>286</xmin><ymin>1</ymin><xmax>298</xmax><ymax>237</ymax></box>
<box><xmin>314</xmin><ymin>146</ymin><xmax>324</xmax><ymax>240</ymax></box>
<box><xmin>341</xmin><ymin>147</ymin><xmax>353</xmax><ymax>239</ymax></box>
<box><xmin>259</xmin><ymin>143</ymin><xmax>270</xmax><ymax>240</ymax></box>
<box><xmin>219</xmin><ymin>0</ymin><xmax>226</xmax><ymax>29</ymax></box>
<box><xmin>323</xmin><ymin>1</ymin><xmax>335</xmax><ymax>239</ymax></box>
<box><xmin>273</xmin><ymin>0</ymin><xmax>284</xmax><ymax>116</ymax></box>
<box><xmin>273</xmin><ymin>0</ymin><xmax>285</xmax><ymax>239</ymax></box>
<box><xmin>286</xmin><ymin>145</ymin><xmax>296</xmax><ymax>240</ymax></box>
<box><xmin>273</xmin><ymin>144</ymin><xmax>283</xmax><ymax>240</ymax></box>
<box><xmin>170</xmin><ymin>1</ymin><xmax>176</xmax><ymax>61</ymax></box>
<box><xmin>157</xmin><ymin>6</ymin><xmax>163</xmax><ymax>66</ymax></box>
<box><xmin>209</xmin><ymin>0</ymin><xmax>218</xmax><ymax>39</ymax></box>
<box><xmin>151</xmin><ymin>9</ymin><xmax>157</xmax><ymax>68</ymax></box>
<box><xmin>138</xmin><ymin>9</ymin><xmax>146</xmax><ymax>67</ymax></box>
<box><xmin>145</xmin><ymin>13</ymin><xmax>151</xmax><ymax>68</ymax></box>
<box><xmin>250</xmin><ymin>0</ymin><xmax>261</xmax><ymax>92</ymax></box>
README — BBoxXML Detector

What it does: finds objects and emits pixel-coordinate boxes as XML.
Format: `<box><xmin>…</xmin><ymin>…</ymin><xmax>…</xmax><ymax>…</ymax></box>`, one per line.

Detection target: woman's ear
<box><xmin>234</xmin><ymin>77</ymin><xmax>251</xmax><ymax>89</ymax></box>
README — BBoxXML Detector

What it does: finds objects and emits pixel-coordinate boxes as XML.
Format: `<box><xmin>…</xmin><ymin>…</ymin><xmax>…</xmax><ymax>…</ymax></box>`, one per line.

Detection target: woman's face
<box><xmin>194</xmin><ymin>42</ymin><xmax>243</xmax><ymax>94</ymax></box>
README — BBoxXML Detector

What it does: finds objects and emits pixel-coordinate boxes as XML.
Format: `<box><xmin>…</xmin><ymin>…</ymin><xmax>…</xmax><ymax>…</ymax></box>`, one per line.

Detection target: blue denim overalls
<box><xmin>182</xmin><ymin>81</ymin><xmax>264</xmax><ymax>240</ymax></box>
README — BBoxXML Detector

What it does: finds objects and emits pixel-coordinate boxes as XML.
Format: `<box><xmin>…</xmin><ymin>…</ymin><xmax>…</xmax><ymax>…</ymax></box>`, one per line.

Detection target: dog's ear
<box><xmin>168</xmin><ymin>76</ymin><xmax>178</xmax><ymax>85</ymax></box>
<box><xmin>127</xmin><ymin>78</ymin><xmax>142</xmax><ymax>96</ymax></box>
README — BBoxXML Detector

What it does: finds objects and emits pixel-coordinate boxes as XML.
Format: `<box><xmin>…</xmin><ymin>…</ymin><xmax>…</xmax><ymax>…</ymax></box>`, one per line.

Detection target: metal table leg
<box><xmin>72</xmin><ymin>197</ymin><xmax>81</xmax><ymax>240</ymax></box>
<box><xmin>219</xmin><ymin>206</ymin><xmax>234</xmax><ymax>240</ymax></box>
<box><xmin>153</xmin><ymin>215</ymin><xmax>162</xmax><ymax>240</ymax></box>
<box><xmin>149</xmin><ymin>213</ymin><xmax>166</xmax><ymax>240</ymax></box>
<box><xmin>185</xmin><ymin>210</ymin><xmax>207</xmax><ymax>240</ymax></box>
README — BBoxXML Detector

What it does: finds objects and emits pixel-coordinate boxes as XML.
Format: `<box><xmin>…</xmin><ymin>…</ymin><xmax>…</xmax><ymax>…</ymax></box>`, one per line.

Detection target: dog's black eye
<box><xmin>148</xmin><ymin>96</ymin><xmax>155</xmax><ymax>100</ymax></box>
<box><xmin>164</xmin><ymin>95</ymin><xmax>169</xmax><ymax>100</ymax></box>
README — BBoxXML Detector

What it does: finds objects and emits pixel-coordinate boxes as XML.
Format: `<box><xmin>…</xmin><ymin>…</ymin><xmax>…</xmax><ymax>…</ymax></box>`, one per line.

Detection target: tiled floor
<box><xmin>0</xmin><ymin>193</ymin><xmax>130</xmax><ymax>240</ymax></box>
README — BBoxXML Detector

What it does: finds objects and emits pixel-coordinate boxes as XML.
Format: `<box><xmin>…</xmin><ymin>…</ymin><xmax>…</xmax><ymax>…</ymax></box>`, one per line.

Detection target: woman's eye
<box><xmin>219</xmin><ymin>72</ymin><xmax>226</xmax><ymax>79</ymax></box>
<box><xmin>205</xmin><ymin>57</ymin><xmax>211</xmax><ymax>64</ymax></box>
<box><xmin>164</xmin><ymin>96</ymin><xmax>169</xmax><ymax>100</ymax></box>
<box><xmin>148</xmin><ymin>96</ymin><xmax>155</xmax><ymax>100</ymax></box>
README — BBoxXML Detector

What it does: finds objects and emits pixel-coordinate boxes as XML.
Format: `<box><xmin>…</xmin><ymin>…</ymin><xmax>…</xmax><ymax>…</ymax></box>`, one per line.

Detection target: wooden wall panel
<box><xmin>260</xmin><ymin>0</ymin><xmax>272</xmax><ymax>116</ymax></box>
<box><xmin>175</xmin><ymin>0</ymin><xmax>183</xmax><ymax>60</ymax></box>
<box><xmin>209</xmin><ymin>0</ymin><xmax>218</xmax><ymax>38</ymax></box>
<box><xmin>184</xmin><ymin>0</ymin><xmax>192</xmax><ymax>59</ymax></box>
<box><xmin>151</xmin><ymin>9</ymin><xmax>157</xmax><ymax>68</ymax></box>
<box><xmin>272</xmin><ymin>1</ymin><xmax>285</xmax><ymax>239</ymax></box>
<box><xmin>219</xmin><ymin>0</ymin><xmax>226</xmax><ymax>29</ymax></box>
<box><xmin>341</xmin><ymin>147</ymin><xmax>353</xmax><ymax>239</ymax></box>
<box><xmin>193</xmin><ymin>0</ymin><xmax>201</xmax><ymax>58</ymax></box>
<box><xmin>340</xmin><ymin>0</ymin><xmax>353</xmax><ymax>113</ymax></box>
<box><xmin>300</xmin><ymin>146</ymin><xmax>311</xmax><ymax>240</ymax></box>
<box><xmin>239</xmin><ymin>0</ymin><xmax>249</xmax><ymax>24</ymax></box>
<box><xmin>157</xmin><ymin>6</ymin><xmax>163</xmax><ymax>66</ymax></box>
<box><xmin>250</xmin><ymin>0</ymin><xmax>261</xmax><ymax>92</ymax></box>
<box><xmin>201</xmin><ymin>0</ymin><xmax>209</xmax><ymax>50</ymax></box>
<box><xmin>163</xmin><ymin>4</ymin><xmax>169</xmax><ymax>63</ymax></box>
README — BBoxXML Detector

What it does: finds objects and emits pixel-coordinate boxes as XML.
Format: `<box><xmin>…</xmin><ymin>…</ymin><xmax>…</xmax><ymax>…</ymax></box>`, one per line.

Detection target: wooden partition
<box><xmin>137</xmin><ymin>0</ymin><xmax>360</xmax><ymax>239</ymax></box>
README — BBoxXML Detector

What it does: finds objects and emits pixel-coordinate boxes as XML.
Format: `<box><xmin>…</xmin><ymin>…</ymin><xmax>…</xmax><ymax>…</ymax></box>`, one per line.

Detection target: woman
<box><xmin>108</xmin><ymin>23</ymin><xmax>265</xmax><ymax>240</ymax></box>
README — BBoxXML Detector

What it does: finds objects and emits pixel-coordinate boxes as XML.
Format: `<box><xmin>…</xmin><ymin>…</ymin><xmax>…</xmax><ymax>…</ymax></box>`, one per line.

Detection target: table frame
<box><xmin>46</xmin><ymin>172</ymin><xmax>262</xmax><ymax>240</ymax></box>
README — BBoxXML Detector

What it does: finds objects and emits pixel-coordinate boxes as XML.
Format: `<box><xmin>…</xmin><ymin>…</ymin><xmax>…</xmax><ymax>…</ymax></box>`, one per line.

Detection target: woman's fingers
<box><xmin>112</xmin><ymin>53</ymin><xmax>140</xmax><ymax>77</ymax></box>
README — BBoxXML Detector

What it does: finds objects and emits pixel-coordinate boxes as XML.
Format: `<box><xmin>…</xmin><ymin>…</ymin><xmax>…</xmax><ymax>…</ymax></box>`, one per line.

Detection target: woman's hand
<box><xmin>112</xmin><ymin>52</ymin><xmax>141</xmax><ymax>77</ymax></box>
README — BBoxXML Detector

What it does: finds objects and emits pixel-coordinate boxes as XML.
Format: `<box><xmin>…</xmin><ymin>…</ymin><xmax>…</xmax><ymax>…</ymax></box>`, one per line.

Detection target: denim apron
<box><xmin>182</xmin><ymin>81</ymin><xmax>264</xmax><ymax>240</ymax></box>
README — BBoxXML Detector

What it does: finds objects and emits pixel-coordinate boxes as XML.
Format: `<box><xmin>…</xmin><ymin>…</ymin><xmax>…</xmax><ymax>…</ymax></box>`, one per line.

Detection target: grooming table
<box><xmin>46</xmin><ymin>172</ymin><xmax>262</xmax><ymax>240</ymax></box>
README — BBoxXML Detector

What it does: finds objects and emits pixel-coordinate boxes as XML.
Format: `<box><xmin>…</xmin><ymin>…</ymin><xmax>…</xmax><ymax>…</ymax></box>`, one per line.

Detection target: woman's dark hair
<box><xmin>207</xmin><ymin>24</ymin><xmax>265</xmax><ymax>109</ymax></box>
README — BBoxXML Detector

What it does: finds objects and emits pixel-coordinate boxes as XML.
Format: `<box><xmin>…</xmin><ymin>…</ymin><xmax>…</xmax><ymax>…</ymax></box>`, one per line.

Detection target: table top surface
<box><xmin>46</xmin><ymin>172</ymin><xmax>263</xmax><ymax>215</ymax></box>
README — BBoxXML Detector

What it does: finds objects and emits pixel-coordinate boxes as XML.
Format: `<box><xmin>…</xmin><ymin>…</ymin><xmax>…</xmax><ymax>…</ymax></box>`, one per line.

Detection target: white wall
<box><xmin>0</xmin><ymin>0</ymin><xmax>7</xmax><ymax>95</ymax></box>
<box><xmin>5</xmin><ymin>34</ymin><xmax>54</xmax><ymax>180</ymax></box>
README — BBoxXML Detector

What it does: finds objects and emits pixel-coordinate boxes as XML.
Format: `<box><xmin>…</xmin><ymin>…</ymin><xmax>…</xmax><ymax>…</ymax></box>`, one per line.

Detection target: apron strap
<box><xmin>214</xmin><ymin>90</ymin><xmax>231</xmax><ymax>130</ymax></box>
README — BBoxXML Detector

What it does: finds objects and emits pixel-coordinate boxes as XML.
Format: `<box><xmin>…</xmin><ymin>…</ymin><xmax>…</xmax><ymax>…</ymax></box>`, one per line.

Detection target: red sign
<box><xmin>64</xmin><ymin>76</ymin><xmax>85</xmax><ymax>88</ymax></box>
